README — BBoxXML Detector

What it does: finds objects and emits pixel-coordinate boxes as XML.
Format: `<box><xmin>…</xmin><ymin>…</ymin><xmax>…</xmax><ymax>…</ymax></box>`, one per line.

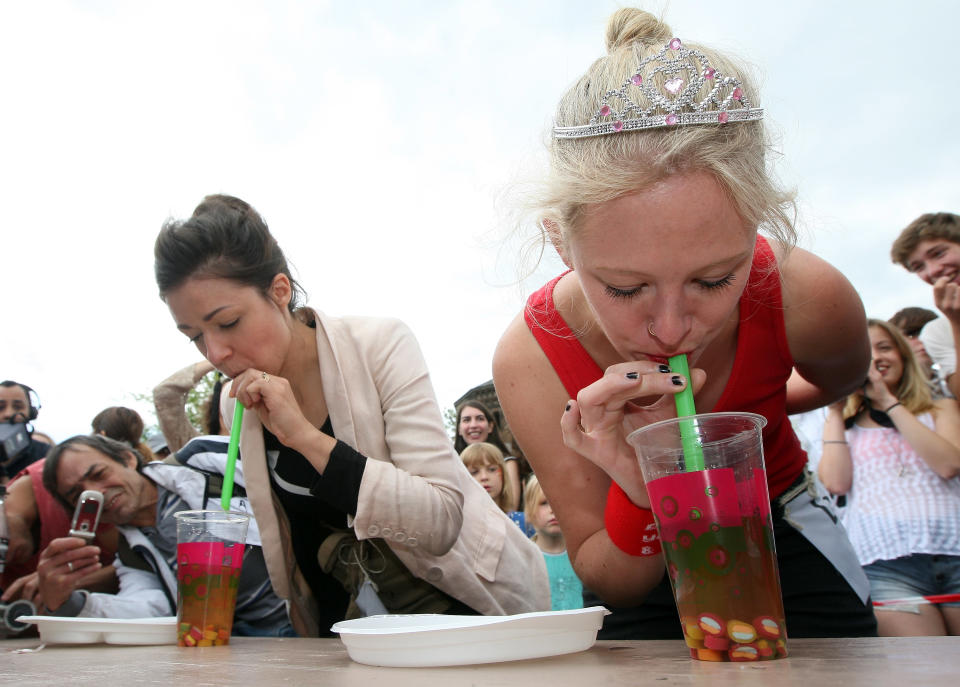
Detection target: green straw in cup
<box><xmin>667</xmin><ymin>354</ymin><xmax>705</xmax><ymax>471</ymax></box>
<box><xmin>220</xmin><ymin>402</ymin><xmax>244</xmax><ymax>512</ymax></box>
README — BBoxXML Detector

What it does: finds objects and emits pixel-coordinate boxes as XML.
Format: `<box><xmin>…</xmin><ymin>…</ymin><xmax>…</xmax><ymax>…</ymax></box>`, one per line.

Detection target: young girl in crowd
<box><xmin>493</xmin><ymin>8</ymin><xmax>876</xmax><ymax>638</ymax></box>
<box><xmin>455</xmin><ymin>400</ymin><xmax>524</xmax><ymax>511</ymax></box>
<box><xmin>460</xmin><ymin>442</ymin><xmax>515</xmax><ymax>513</ymax></box>
<box><xmin>154</xmin><ymin>194</ymin><xmax>548</xmax><ymax>636</ymax></box>
<box><xmin>819</xmin><ymin>319</ymin><xmax>960</xmax><ymax>636</ymax></box>
<box><xmin>525</xmin><ymin>475</ymin><xmax>583</xmax><ymax>611</ymax></box>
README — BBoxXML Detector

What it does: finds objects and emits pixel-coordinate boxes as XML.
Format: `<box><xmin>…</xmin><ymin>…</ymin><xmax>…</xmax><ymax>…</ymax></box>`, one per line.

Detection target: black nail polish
<box><xmin>565</xmin><ymin>403</ymin><xmax>571</xmax><ymax>411</ymax></box>
<box><xmin>658</xmin><ymin>364</ymin><xmax>671</xmax><ymax>373</ymax></box>
<box><xmin>672</xmin><ymin>375</ymin><xmax>684</xmax><ymax>386</ymax></box>
<box><xmin>626</xmin><ymin>372</ymin><xmax>639</xmax><ymax>380</ymax></box>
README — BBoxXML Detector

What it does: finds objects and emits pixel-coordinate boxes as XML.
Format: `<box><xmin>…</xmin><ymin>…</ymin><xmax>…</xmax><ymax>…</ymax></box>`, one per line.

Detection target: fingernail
<box><xmin>658</xmin><ymin>364</ymin><xmax>671</xmax><ymax>373</ymax></box>
<box><xmin>626</xmin><ymin>372</ymin><xmax>639</xmax><ymax>380</ymax></box>
<box><xmin>672</xmin><ymin>375</ymin><xmax>684</xmax><ymax>386</ymax></box>
<box><xmin>565</xmin><ymin>403</ymin><xmax>571</xmax><ymax>411</ymax></box>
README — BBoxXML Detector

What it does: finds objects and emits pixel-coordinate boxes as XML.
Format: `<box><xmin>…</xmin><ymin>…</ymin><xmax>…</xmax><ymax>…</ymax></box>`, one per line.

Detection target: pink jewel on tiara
<box><xmin>704</xmin><ymin>68</ymin><xmax>716</xmax><ymax>79</ymax></box>
<box><xmin>631</xmin><ymin>74</ymin><xmax>643</xmax><ymax>86</ymax></box>
<box><xmin>613</xmin><ymin>120</ymin><xmax>624</xmax><ymax>132</ymax></box>
<box><xmin>664</xmin><ymin>77</ymin><xmax>683</xmax><ymax>95</ymax></box>
<box><xmin>732</xmin><ymin>87</ymin><xmax>743</xmax><ymax>101</ymax></box>
<box><xmin>599</xmin><ymin>105</ymin><xmax>611</xmax><ymax>117</ymax></box>
<box><xmin>717</xmin><ymin>111</ymin><xmax>729</xmax><ymax>123</ymax></box>
<box><xmin>668</xmin><ymin>38</ymin><xmax>681</xmax><ymax>50</ymax></box>
<box><xmin>665</xmin><ymin>113</ymin><xmax>678</xmax><ymax>126</ymax></box>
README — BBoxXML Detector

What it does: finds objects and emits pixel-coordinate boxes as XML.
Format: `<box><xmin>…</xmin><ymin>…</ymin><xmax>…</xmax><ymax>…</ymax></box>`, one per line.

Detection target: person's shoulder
<box><xmin>317</xmin><ymin>311</ymin><xmax>413</xmax><ymax>341</ymax></box>
<box><xmin>921</xmin><ymin>315</ymin><xmax>951</xmax><ymax>341</ymax></box>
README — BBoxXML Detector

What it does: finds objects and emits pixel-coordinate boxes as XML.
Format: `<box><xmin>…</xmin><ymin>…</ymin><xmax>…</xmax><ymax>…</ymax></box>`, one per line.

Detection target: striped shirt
<box><xmin>841</xmin><ymin>413</ymin><xmax>960</xmax><ymax>566</ymax></box>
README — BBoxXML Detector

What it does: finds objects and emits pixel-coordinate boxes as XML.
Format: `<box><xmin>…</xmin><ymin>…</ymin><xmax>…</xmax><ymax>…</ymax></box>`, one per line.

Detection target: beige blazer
<box><xmin>225</xmin><ymin>310</ymin><xmax>549</xmax><ymax>635</ymax></box>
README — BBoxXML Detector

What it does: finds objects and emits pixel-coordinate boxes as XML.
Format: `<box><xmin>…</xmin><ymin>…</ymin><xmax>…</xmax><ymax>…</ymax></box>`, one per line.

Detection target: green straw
<box><xmin>668</xmin><ymin>354</ymin><xmax>705</xmax><ymax>472</ymax></box>
<box><xmin>220</xmin><ymin>402</ymin><xmax>244</xmax><ymax>512</ymax></box>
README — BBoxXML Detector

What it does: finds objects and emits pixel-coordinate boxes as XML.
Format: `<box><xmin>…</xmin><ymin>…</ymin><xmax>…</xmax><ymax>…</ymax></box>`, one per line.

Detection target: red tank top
<box><xmin>523</xmin><ymin>236</ymin><xmax>805</xmax><ymax>500</ymax></box>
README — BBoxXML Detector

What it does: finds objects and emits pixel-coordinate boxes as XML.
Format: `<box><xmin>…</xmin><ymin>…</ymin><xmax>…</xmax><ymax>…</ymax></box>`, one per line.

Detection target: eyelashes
<box><xmin>604</xmin><ymin>274</ymin><xmax>736</xmax><ymax>299</ymax></box>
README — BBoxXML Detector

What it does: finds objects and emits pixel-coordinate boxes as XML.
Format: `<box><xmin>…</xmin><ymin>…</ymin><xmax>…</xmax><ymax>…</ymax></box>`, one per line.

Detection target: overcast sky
<box><xmin>2</xmin><ymin>1</ymin><xmax>958</xmax><ymax>442</ymax></box>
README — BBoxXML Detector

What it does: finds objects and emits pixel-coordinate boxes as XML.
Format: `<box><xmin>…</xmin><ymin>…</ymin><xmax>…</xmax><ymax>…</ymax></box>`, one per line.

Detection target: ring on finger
<box><xmin>67</xmin><ymin>561</ymin><xmax>74</xmax><ymax>573</ymax></box>
<box><xmin>262</xmin><ymin>372</ymin><xmax>269</xmax><ymax>382</ymax></box>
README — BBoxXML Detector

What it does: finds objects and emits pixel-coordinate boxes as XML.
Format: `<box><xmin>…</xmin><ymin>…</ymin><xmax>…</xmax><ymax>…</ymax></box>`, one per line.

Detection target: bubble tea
<box><xmin>175</xmin><ymin>510</ymin><xmax>249</xmax><ymax>647</ymax></box>
<box><xmin>628</xmin><ymin>413</ymin><xmax>788</xmax><ymax>662</ymax></box>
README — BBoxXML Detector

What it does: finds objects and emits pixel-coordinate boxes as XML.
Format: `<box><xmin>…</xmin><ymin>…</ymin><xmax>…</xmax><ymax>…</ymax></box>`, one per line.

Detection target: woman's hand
<box><xmin>560</xmin><ymin>361</ymin><xmax>705</xmax><ymax>507</ymax></box>
<box><xmin>230</xmin><ymin>369</ymin><xmax>315</xmax><ymax>446</ymax></box>
<box><xmin>862</xmin><ymin>360</ymin><xmax>898</xmax><ymax>410</ymax></box>
<box><xmin>230</xmin><ymin>369</ymin><xmax>336</xmax><ymax>471</ymax></box>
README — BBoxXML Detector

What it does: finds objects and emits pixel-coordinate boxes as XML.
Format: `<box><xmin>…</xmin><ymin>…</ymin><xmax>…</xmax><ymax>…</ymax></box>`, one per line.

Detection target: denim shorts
<box><xmin>863</xmin><ymin>554</ymin><xmax>960</xmax><ymax>613</ymax></box>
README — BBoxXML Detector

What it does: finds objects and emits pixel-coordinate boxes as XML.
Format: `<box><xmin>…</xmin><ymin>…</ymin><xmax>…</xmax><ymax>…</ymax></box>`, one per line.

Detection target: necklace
<box><xmin>896</xmin><ymin>431</ymin><xmax>912</xmax><ymax>478</ymax></box>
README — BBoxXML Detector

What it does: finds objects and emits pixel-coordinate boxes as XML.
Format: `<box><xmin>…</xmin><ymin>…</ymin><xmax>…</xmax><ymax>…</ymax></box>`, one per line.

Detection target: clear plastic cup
<box><xmin>627</xmin><ymin>412</ymin><xmax>788</xmax><ymax>661</ymax></box>
<box><xmin>174</xmin><ymin>510</ymin><xmax>249</xmax><ymax>647</ymax></box>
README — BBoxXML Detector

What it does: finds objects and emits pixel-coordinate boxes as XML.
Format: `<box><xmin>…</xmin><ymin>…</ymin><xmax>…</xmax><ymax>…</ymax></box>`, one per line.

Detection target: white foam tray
<box><xmin>331</xmin><ymin>606</ymin><xmax>609</xmax><ymax>667</ymax></box>
<box><xmin>18</xmin><ymin>615</ymin><xmax>177</xmax><ymax>645</ymax></box>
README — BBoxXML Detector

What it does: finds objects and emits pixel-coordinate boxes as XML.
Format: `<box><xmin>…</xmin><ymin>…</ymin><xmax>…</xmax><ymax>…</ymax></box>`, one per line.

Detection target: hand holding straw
<box><xmin>667</xmin><ymin>354</ymin><xmax>705</xmax><ymax>471</ymax></box>
<box><xmin>220</xmin><ymin>402</ymin><xmax>244</xmax><ymax>512</ymax></box>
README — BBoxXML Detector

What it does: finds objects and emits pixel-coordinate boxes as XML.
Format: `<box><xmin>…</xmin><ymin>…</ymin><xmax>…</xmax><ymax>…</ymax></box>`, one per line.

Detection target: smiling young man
<box><xmin>35</xmin><ymin>434</ymin><xmax>293</xmax><ymax>635</ymax></box>
<box><xmin>892</xmin><ymin>213</ymin><xmax>960</xmax><ymax>399</ymax></box>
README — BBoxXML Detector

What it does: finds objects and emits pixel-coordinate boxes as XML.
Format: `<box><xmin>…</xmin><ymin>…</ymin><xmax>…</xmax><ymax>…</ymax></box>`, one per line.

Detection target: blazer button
<box><xmin>381</xmin><ymin>527</ymin><xmax>392</xmax><ymax>538</ymax></box>
<box><xmin>367</xmin><ymin>525</ymin><xmax>380</xmax><ymax>537</ymax></box>
<box><xmin>405</xmin><ymin>537</ymin><xmax>418</xmax><ymax>547</ymax></box>
<box><xmin>393</xmin><ymin>530</ymin><xmax>406</xmax><ymax>542</ymax></box>
<box><xmin>426</xmin><ymin>566</ymin><xmax>443</xmax><ymax>582</ymax></box>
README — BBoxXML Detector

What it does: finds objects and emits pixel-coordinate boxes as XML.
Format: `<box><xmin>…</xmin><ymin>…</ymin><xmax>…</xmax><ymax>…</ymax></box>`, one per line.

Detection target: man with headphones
<box><xmin>0</xmin><ymin>380</ymin><xmax>48</xmax><ymax>483</ymax></box>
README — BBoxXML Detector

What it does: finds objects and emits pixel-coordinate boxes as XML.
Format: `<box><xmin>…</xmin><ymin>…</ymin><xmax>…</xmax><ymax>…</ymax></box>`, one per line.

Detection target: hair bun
<box><xmin>605</xmin><ymin>8</ymin><xmax>672</xmax><ymax>52</ymax></box>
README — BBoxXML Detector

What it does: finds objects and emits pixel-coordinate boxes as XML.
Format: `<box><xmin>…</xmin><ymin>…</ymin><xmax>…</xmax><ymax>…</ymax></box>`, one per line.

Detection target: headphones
<box><xmin>2</xmin><ymin>381</ymin><xmax>40</xmax><ymax>421</ymax></box>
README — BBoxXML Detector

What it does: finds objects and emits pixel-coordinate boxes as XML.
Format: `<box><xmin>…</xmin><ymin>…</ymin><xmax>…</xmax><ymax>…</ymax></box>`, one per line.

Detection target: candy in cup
<box><xmin>627</xmin><ymin>412</ymin><xmax>788</xmax><ymax>662</ymax></box>
<box><xmin>174</xmin><ymin>510</ymin><xmax>249</xmax><ymax>647</ymax></box>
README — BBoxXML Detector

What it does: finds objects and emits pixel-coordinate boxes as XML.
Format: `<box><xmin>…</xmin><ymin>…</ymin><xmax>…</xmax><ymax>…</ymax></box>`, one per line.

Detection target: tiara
<box><xmin>553</xmin><ymin>37</ymin><xmax>763</xmax><ymax>139</ymax></box>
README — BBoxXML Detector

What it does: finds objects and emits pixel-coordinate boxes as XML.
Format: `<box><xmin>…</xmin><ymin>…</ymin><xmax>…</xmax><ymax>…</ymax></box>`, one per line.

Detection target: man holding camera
<box><xmin>0</xmin><ymin>380</ymin><xmax>48</xmax><ymax>484</ymax></box>
<box><xmin>33</xmin><ymin>434</ymin><xmax>294</xmax><ymax>636</ymax></box>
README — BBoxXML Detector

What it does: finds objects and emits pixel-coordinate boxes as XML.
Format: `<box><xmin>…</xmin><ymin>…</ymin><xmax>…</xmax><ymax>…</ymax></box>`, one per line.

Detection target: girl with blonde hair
<box><xmin>461</xmin><ymin>442</ymin><xmax>516</xmax><ymax>513</ymax></box>
<box><xmin>493</xmin><ymin>7</ymin><xmax>875</xmax><ymax>638</ymax></box>
<box><xmin>819</xmin><ymin>319</ymin><xmax>960</xmax><ymax>636</ymax></box>
<box><xmin>524</xmin><ymin>475</ymin><xmax>583</xmax><ymax>611</ymax></box>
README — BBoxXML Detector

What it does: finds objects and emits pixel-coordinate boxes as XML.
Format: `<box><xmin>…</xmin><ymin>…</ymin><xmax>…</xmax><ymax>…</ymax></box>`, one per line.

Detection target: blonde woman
<box><xmin>819</xmin><ymin>319</ymin><xmax>960</xmax><ymax>636</ymax></box>
<box><xmin>493</xmin><ymin>7</ymin><xmax>875</xmax><ymax>638</ymax></box>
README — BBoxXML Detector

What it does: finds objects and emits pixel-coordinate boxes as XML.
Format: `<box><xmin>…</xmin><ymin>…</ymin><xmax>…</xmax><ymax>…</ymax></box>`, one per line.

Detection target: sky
<box><xmin>2</xmin><ymin>1</ymin><xmax>959</xmax><ymax>443</ymax></box>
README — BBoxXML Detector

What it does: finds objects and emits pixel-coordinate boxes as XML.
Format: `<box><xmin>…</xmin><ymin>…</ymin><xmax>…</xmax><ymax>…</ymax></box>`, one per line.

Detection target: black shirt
<box><xmin>264</xmin><ymin>417</ymin><xmax>367</xmax><ymax>635</ymax></box>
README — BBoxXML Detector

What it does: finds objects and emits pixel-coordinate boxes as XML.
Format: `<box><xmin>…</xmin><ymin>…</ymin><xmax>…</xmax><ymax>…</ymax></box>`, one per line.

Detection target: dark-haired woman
<box><xmin>154</xmin><ymin>195</ymin><xmax>548</xmax><ymax>636</ymax></box>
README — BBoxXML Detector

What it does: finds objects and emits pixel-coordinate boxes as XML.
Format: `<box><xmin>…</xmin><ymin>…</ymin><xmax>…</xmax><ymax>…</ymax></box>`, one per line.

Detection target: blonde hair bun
<box><xmin>605</xmin><ymin>8</ymin><xmax>672</xmax><ymax>52</ymax></box>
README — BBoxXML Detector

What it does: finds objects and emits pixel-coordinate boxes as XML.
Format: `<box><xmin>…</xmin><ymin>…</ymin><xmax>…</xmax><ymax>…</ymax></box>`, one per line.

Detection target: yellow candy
<box><xmin>726</xmin><ymin>619</ymin><xmax>757</xmax><ymax>644</ymax></box>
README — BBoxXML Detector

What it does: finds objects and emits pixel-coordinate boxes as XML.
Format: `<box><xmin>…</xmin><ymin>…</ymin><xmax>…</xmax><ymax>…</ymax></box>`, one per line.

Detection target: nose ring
<box><xmin>648</xmin><ymin>321</ymin><xmax>656</xmax><ymax>338</ymax></box>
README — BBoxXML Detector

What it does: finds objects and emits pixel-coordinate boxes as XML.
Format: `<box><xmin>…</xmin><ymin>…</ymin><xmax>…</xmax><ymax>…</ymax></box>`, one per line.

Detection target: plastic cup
<box><xmin>174</xmin><ymin>510</ymin><xmax>249</xmax><ymax>647</ymax></box>
<box><xmin>626</xmin><ymin>412</ymin><xmax>788</xmax><ymax>662</ymax></box>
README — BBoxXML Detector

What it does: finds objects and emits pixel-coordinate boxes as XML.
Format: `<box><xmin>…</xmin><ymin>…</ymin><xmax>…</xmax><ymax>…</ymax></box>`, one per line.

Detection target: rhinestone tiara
<box><xmin>553</xmin><ymin>37</ymin><xmax>763</xmax><ymax>139</ymax></box>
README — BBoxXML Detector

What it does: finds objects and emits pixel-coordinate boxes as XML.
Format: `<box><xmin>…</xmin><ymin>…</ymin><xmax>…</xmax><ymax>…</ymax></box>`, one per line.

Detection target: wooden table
<box><xmin>3</xmin><ymin>637</ymin><xmax>957</xmax><ymax>686</ymax></box>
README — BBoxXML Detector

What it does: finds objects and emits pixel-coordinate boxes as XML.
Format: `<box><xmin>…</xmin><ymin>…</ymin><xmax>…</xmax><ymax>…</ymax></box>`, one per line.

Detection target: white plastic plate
<box><xmin>331</xmin><ymin>606</ymin><xmax>610</xmax><ymax>667</ymax></box>
<box><xmin>18</xmin><ymin>615</ymin><xmax>177</xmax><ymax>645</ymax></box>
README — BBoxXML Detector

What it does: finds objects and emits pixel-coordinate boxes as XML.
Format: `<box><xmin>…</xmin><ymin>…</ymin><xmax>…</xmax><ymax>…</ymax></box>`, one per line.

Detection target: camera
<box><xmin>0</xmin><ymin>599</ymin><xmax>37</xmax><ymax>634</ymax></box>
<box><xmin>0</xmin><ymin>422</ymin><xmax>29</xmax><ymax>464</ymax></box>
